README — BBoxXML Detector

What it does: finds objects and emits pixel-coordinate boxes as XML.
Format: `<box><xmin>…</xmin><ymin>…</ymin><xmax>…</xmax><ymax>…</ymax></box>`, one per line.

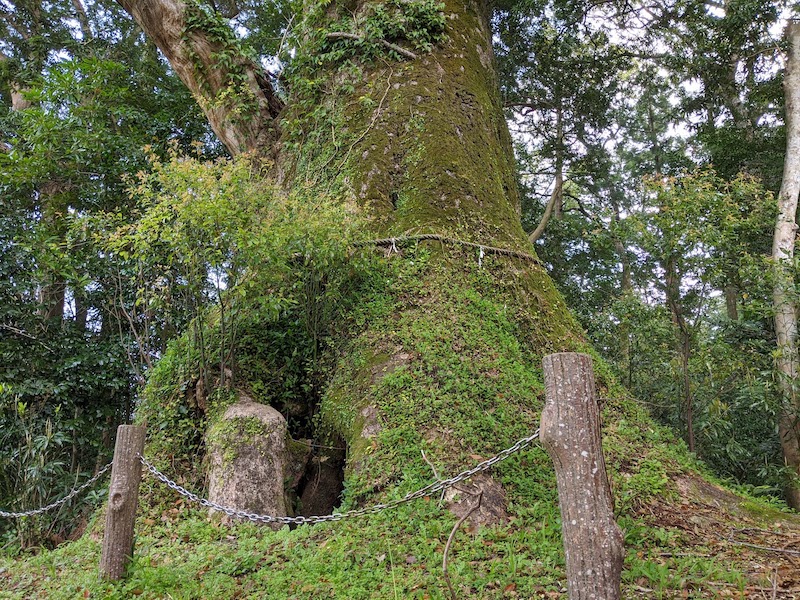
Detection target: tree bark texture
<box><xmin>724</xmin><ymin>283</ymin><xmax>739</xmax><ymax>321</ymax></box>
<box><xmin>115</xmin><ymin>0</ymin><xmax>282</xmax><ymax>156</ymax></box>
<box><xmin>293</xmin><ymin>0</ymin><xmax>576</xmax><ymax>494</ymax></box>
<box><xmin>774</xmin><ymin>20</ymin><xmax>800</xmax><ymax>509</ymax></box>
<box><xmin>100</xmin><ymin>425</ymin><xmax>146</xmax><ymax>581</ymax></box>
<box><xmin>540</xmin><ymin>353</ymin><xmax>623</xmax><ymax>600</ymax></box>
<box><xmin>307</xmin><ymin>0</ymin><xmax>523</xmax><ymax>242</ymax></box>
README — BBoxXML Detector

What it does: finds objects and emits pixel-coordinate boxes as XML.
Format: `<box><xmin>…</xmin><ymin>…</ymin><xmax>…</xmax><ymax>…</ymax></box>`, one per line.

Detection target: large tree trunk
<box><xmin>291</xmin><ymin>0</ymin><xmax>578</xmax><ymax>503</ymax></box>
<box><xmin>121</xmin><ymin>0</ymin><xmax>586</xmax><ymax>513</ymax></box>
<box><xmin>774</xmin><ymin>20</ymin><xmax>800</xmax><ymax>509</ymax></box>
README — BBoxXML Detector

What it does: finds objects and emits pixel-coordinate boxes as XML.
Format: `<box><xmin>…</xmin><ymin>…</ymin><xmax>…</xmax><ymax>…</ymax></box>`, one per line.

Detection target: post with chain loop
<box><xmin>540</xmin><ymin>353</ymin><xmax>623</xmax><ymax>600</ymax></box>
<box><xmin>100</xmin><ymin>424</ymin><xmax>146</xmax><ymax>580</ymax></box>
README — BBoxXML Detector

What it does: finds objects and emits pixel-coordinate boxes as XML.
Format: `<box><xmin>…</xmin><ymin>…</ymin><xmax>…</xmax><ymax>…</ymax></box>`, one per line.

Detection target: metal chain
<box><xmin>0</xmin><ymin>462</ymin><xmax>113</xmax><ymax>519</ymax></box>
<box><xmin>138</xmin><ymin>429</ymin><xmax>540</xmax><ymax>526</ymax></box>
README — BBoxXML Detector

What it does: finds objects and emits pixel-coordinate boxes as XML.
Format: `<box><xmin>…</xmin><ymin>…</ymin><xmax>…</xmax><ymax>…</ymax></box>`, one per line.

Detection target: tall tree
<box><xmin>773</xmin><ymin>19</ymin><xmax>800</xmax><ymax>509</ymax></box>
<box><xmin>115</xmin><ymin>0</ymin><xmax>594</xmax><ymax>516</ymax></box>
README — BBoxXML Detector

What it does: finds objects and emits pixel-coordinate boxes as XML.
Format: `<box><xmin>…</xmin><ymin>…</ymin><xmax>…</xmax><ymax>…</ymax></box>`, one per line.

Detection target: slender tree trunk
<box><xmin>610</xmin><ymin>198</ymin><xmax>632</xmax><ymax>386</ymax></box>
<box><xmin>721</xmin><ymin>55</ymin><xmax>755</xmax><ymax>142</ymax></box>
<box><xmin>664</xmin><ymin>255</ymin><xmax>695</xmax><ymax>453</ymax></box>
<box><xmin>75</xmin><ymin>293</ymin><xmax>89</xmax><ymax>330</ymax></box>
<box><xmin>773</xmin><ymin>21</ymin><xmax>800</xmax><ymax>509</ymax></box>
<box><xmin>724</xmin><ymin>282</ymin><xmax>739</xmax><ymax>321</ymax></box>
<box><xmin>529</xmin><ymin>103</ymin><xmax>563</xmax><ymax>244</ymax></box>
<box><xmin>646</xmin><ymin>101</ymin><xmax>663</xmax><ymax>176</ymax></box>
<box><xmin>552</xmin><ymin>101</ymin><xmax>565</xmax><ymax>221</ymax></box>
<box><xmin>37</xmin><ymin>184</ymin><xmax>70</xmax><ymax>321</ymax></box>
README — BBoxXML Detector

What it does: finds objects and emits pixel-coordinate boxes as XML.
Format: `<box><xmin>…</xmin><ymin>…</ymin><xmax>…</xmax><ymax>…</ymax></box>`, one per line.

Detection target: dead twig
<box><xmin>773</xmin><ymin>567</ymin><xmax>779</xmax><ymax>600</ymax></box>
<box><xmin>731</xmin><ymin>526</ymin><xmax>792</xmax><ymax>537</ymax></box>
<box><xmin>727</xmin><ymin>539</ymin><xmax>800</xmax><ymax>556</ymax></box>
<box><xmin>705</xmin><ymin>580</ymin><xmax>796</xmax><ymax>595</ymax></box>
<box><xmin>420</xmin><ymin>449</ymin><xmax>441</xmax><ymax>480</ymax></box>
<box><xmin>420</xmin><ymin>449</ymin><xmax>447</xmax><ymax>505</ymax></box>
<box><xmin>0</xmin><ymin>323</ymin><xmax>53</xmax><ymax>351</ymax></box>
<box><xmin>443</xmin><ymin>491</ymin><xmax>482</xmax><ymax>600</ymax></box>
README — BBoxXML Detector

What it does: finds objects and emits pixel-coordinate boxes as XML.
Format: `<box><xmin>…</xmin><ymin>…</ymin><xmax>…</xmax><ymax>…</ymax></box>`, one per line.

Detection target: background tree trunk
<box><xmin>664</xmin><ymin>255</ymin><xmax>695</xmax><ymax>453</ymax></box>
<box><xmin>773</xmin><ymin>20</ymin><xmax>800</xmax><ymax>509</ymax></box>
<box><xmin>529</xmin><ymin>103</ymin><xmax>564</xmax><ymax>244</ymax></box>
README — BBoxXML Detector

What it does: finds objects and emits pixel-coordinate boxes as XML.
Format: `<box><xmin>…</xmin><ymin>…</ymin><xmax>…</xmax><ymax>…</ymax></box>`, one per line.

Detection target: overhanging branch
<box><xmin>116</xmin><ymin>0</ymin><xmax>283</xmax><ymax>156</ymax></box>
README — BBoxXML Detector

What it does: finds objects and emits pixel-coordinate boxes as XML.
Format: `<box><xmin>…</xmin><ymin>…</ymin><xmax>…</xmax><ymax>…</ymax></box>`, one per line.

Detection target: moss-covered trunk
<box><xmin>288</xmin><ymin>0</ymin><xmax>523</xmax><ymax>242</ymax></box>
<box><xmin>128</xmin><ymin>0</ymin><xmax>592</xmax><ymax>514</ymax></box>
<box><xmin>280</xmin><ymin>0</ymin><xmax>585</xmax><ymax>509</ymax></box>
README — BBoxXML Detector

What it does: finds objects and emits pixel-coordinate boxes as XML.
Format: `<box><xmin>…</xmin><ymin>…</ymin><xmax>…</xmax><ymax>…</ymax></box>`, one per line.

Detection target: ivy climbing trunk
<box><xmin>116</xmin><ymin>0</ymin><xmax>283</xmax><ymax>156</ymax></box>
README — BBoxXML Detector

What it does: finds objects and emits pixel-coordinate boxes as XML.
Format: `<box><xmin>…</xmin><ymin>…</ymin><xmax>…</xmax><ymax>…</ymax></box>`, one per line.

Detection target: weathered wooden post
<box><xmin>540</xmin><ymin>353</ymin><xmax>624</xmax><ymax>600</ymax></box>
<box><xmin>100</xmin><ymin>424</ymin><xmax>146</xmax><ymax>581</ymax></box>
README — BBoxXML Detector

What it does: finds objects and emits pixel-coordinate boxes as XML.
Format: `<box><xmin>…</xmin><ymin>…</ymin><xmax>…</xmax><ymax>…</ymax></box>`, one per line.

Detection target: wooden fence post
<box><xmin>541</xmin><ymin>353</ymin><xmax>623</xmax><ymax>600</ymax></box>
<box><xmin>100</xmin><ymin>424</ymin><xmax>146</xmax><ymax>581</ymax></box>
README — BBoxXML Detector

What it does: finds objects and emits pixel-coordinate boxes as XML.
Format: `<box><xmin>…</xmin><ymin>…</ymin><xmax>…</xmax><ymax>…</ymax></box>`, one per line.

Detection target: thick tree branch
<box><xmin>0</xmin><ymin>10</ymin><xmax>30</xmax><ymax>40</ymax></box>
<box><xmin>116</xmin><ymin>0</ymin><xmax>283</xmax><ymax>156</ymax></box>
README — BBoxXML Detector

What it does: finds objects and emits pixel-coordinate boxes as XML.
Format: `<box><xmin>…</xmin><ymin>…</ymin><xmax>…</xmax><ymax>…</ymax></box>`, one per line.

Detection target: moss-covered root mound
<box><xmin>4</xmin><ymin>246</ymin><xmax>800</xmax><ymax>597</ymax></box>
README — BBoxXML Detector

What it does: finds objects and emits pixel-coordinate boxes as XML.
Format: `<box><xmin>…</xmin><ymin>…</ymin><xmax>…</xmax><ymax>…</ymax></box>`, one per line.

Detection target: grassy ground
<box><xmin>2</xmin><ymin>445</ymin><xmax>800</xmax><ymax>599</ymax></box>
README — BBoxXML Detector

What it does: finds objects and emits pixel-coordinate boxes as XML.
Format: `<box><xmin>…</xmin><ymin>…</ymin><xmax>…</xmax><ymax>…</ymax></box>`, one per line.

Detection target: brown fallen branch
<box><xmin>442</xmin><ymin>491</ymin><xmax>482</xmax><ymax>600</ymax></box>
<box><xmin>326</xmin><ymin>32</ymin><xmax>418</xmax><ymax>60</ymax></box>
<box><xmin>730</xmin><ymin>526</ymin><xmax>792</xmax><ymax>537</ymax></box>
<box><xmin>727</xmin><ymin>539</ymin><xmax>800</xmax><ymax>556</ymax></box>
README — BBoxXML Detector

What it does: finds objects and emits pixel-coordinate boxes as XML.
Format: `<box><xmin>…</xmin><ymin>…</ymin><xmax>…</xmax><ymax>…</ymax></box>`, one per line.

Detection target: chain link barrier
<box><xmin>139</xmin><ymin>429</ymin><xmax>540</xmax><ymax>526</ymax></box>
<box><xmin>0</xmin><ymin>462</ymin><xmax>113</xmax><ymax>519</ymax></box>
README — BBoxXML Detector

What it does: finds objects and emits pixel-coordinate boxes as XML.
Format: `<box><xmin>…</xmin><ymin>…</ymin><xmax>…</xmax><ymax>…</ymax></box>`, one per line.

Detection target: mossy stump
<box><xmin>206</xmin><ymin>397</ymin><xmax>297</xmax><ymax>527</ymax></box>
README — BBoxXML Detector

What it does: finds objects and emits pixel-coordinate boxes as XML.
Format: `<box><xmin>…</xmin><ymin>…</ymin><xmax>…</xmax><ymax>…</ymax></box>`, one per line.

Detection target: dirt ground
<box><xmin>624</xmin><ymin>475</ymin><xmax>800</xmax><ymax>598</ymax></box>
